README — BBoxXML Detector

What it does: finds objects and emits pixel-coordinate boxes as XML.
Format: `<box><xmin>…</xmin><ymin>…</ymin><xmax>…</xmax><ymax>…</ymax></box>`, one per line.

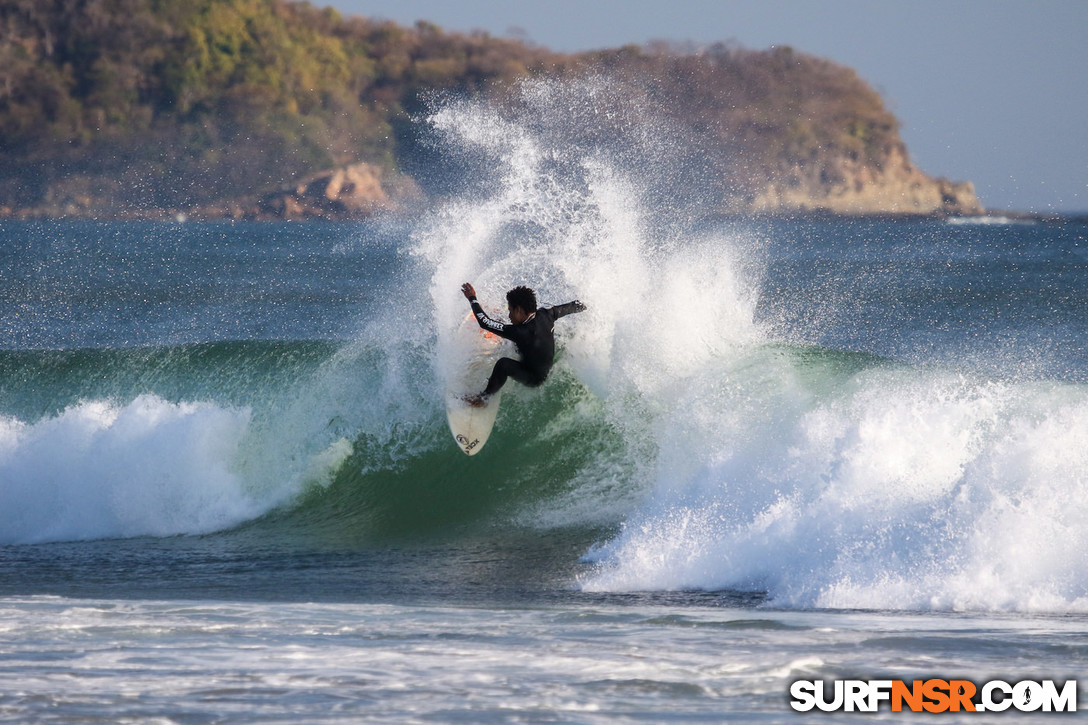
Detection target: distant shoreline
<box><xmin>2</xmin><ymin>207</ymin><xmax>1084</xmax><ymax>226</ymax></box>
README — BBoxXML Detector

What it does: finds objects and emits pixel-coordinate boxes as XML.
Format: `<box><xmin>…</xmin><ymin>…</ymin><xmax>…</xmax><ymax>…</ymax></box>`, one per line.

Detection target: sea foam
<box><xmin>582</xmin><ymin>368</ymin><xmax>1088</xmax><ymax>613</ymax></box>
<box><xmin>0</xmin><ymin>395</ymin><xmax>261</xmax><ymax>544</ymax></box>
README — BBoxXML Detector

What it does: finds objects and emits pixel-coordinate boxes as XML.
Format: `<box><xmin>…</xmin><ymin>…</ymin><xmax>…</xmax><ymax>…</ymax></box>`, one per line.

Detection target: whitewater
<box><xmin>1</xmin><ymin>78</ymin><xmax>1087</xmax><ymax>721</ymax></box>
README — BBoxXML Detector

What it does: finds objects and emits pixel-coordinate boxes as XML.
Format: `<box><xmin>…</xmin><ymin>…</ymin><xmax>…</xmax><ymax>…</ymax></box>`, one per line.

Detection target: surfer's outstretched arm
<box><xmin>550</xmin><ymin>300</ymin><xmax>587</xmax><ymax>318</ymax></box>
<box><xmin>461</xmin><ymin>282</ymin><xmax>509</xmax><ymax>336</ymax></box>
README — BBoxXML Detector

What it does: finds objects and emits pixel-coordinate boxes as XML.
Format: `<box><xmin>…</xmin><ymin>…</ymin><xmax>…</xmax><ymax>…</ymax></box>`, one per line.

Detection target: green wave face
<box><xmin>0</xmin><ymin>332</ymin><xmax>883</xmax><ymax>549</ymax></box>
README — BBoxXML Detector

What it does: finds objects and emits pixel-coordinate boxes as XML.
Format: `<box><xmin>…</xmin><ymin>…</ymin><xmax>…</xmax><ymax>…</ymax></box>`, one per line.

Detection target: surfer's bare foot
<box><xmin>463</xmin><ymin>393</ymin><xmax>488</xmax><ymax>408</ymax></box>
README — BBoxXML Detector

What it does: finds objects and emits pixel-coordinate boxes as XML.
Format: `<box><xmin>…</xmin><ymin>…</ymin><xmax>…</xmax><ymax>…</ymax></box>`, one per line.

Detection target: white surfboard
<box><xmin>445</xmin><ymin>311</ymin><xmax>505</xmax><ymax>456</ymax></box>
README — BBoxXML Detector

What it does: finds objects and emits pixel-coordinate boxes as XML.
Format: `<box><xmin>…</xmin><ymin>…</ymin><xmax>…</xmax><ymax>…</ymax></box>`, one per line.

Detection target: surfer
<box><xmin>460</xmin><ymin>282</ymin><xmax>586</xmax><ymax>406</ymax></box>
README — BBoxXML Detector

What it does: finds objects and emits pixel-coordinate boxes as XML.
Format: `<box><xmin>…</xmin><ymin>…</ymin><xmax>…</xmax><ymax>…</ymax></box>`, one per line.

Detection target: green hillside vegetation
<box><xmin>0</xmin><ymin>0</ymin><xmax>935</xmax><ymax>217</ymax></box>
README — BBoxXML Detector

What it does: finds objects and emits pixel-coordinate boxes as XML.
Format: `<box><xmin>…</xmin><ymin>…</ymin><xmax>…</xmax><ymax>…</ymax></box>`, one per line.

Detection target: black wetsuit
<box><xmin>468</xmin><ymin>297</ymin><xmax>586</xmax><ymax>396</ymax></box>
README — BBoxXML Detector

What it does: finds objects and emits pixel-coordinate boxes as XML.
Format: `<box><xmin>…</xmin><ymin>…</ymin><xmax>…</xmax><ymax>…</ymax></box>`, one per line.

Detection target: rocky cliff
<box><xmin>0</xmin><ymin>1</ymin><xmax>985</xmax><ymax>220</ymax></box>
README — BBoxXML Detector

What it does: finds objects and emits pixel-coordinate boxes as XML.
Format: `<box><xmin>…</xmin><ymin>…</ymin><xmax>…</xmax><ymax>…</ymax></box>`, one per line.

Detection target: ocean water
<box><xmin>2</xmin><ymin>79</ymin><xmax>1088</xmax><ymax>722</ymax></box>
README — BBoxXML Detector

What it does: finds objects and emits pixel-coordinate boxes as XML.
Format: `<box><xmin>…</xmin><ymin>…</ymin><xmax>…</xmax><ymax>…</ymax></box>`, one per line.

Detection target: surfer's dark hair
<box><xmin>506</xmin><ymin>286</ymin><xmax>537</xmax><ymax>313</ymax></box>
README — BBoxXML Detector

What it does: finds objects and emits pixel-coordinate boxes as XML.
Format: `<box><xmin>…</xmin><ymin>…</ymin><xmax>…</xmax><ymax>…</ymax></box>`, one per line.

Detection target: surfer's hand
<box><xmin>461</xmin><ymin>283</ymin><xmax>476</xmax><ymax>300</ymax></box>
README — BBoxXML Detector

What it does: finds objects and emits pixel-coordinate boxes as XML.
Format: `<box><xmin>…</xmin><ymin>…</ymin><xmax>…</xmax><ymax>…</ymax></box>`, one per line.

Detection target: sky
<box><xmin>326</xmin><ymin>0</ymin><xmax>1087</xmax><ymax>213</ymax></box>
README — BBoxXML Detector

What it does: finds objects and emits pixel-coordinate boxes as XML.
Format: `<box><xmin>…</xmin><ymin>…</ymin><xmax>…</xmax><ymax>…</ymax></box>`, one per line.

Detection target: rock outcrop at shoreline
<box><xmin>251</xmin><ymin>163</ymin><xmax>422</xmax><ymax>220</ymax></box>
<box><xmin>743</xmin><ymin>146</ymin><xmax>983</xmax><ymax>216</ymax></box>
